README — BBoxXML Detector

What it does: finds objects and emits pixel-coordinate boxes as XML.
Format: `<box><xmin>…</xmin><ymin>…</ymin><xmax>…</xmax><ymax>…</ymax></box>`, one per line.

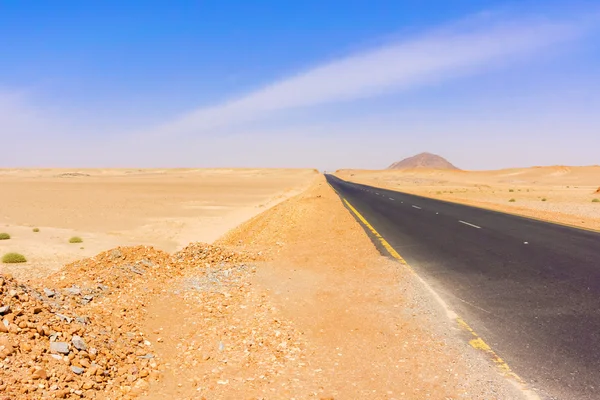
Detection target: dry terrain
<box><xmin>337</xmin><ymin>166</ymin><xmax>600</xmax><ymax>231</ymax></box>
<box><xmin>0</xmin><ymin>171</ymin><xmax>530</xmax><ymax>399</ymax></box>
<box><xmin>0</xmin><ymin>168</ymin><xmax>317</xmax><ymax>279</ymax></box>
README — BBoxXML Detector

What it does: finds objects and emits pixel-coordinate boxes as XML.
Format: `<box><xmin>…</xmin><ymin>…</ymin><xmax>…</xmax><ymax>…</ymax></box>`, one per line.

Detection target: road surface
<box><xmin>326</xmin><ymin>174</ymin><xmax>600</xmax><ymax>400</ymax></box>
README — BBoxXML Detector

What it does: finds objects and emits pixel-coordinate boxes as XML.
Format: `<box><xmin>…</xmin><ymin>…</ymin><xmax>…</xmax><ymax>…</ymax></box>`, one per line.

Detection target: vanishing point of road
<box><xmin>327</xmin><ymin>174</ymin><xmax>600</xmax><ymax>400</ymax></box>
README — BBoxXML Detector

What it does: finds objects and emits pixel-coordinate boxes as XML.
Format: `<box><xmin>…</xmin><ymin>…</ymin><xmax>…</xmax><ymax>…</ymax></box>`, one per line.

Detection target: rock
<box><xmin>55</xmin><ymin>314</ymin><xmax>73</xmax><ymax>323</ymax></box>
<box><xmin>109</xmin><ymin>249</ymin><xmax>123</xmax><ymax>260</ymax></box>
<box><xmin>50</xmin><ymin>342</ymin><xmax>70</xmax><ymax>355</ymax></box>
<box><xmin>139</xmin><ymin>353</ymin><xmax>154</xmax><ymax>359</ymax></box>
<box><xmin>65</xmin><ymin>286</ymin><xmax>81</xmax><ymax>296</ymax></box>
<box><xmin>72</xmin><ymin>335</ymin><xmax>87</xmax><ymax>351</ymax></box>
<box><xmin>43</xmin><ymin>288</ymin><xmax>55</xmax><ymax>297</ymax></box>
<box><xmin>0</xmin><ymin>306</ymin><xmax>10</xmax><ymax>315</ymax></box>
<box><xmin>70</xmin><ymin>366</ymin><xmax>85</xmax><ymax>375</ymax></box>
<box><xmin>0</xmin><ymin>337</ymin><xmax>14</xmax><ymax>359</ymax></box>
<box><xmin>32</xmin><ymin>368</ymin><xmax>47</xmax><ymax>380</ymax></box>
<box><xmin>129</xmin><ymin>266</ymin><xmax>144</xmax><ymax>275</ymax></box>
<box><xmin>81</xmin><ymin>295</ymin><xmax>94</xmax><ymax>304</ymax></box>
<box><xmin>19</xmin><ymin>342</ymin><xmax>31</xmax><ymax>352</ymax></box>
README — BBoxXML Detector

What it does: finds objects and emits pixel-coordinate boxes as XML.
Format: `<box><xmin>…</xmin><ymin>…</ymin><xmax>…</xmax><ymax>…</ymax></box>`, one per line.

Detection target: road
<box><xmin>326</xmin><ymin>174</ymin><xmax>600</xmax><ymax>400</ymax></box>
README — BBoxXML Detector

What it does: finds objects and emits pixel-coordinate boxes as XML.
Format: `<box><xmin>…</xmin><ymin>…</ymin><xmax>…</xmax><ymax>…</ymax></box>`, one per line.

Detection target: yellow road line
<box><xmin>331</xmin><ymin>184</ymin><xmax>528</xmax><ymax>387</ymax></box>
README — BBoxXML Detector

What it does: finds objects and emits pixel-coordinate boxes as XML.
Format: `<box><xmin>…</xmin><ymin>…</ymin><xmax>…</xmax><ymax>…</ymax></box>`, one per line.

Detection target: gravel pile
<box><xmin>0</xmin><ymin>243</ymin><xmax>260</xmax><ymax>399</ymax></box>
<box><xmin>0</xmin><ymin>273</ymin><xmax>158</xmax><ymax>399</ymax></box>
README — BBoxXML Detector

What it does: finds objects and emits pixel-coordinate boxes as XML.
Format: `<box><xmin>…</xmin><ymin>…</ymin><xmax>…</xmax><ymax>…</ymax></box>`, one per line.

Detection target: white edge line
<box><xmin>412</xmin><ymin>205</ymin><xmax>422</xmax><ymax>209</ymax></box>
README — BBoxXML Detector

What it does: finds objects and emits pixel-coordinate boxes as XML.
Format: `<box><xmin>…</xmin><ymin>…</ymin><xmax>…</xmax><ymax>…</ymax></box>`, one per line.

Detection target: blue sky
<box><xmin>1</xmin><ymin>1</ymin><xmax>599</xmax><ymax>169</ymax></box>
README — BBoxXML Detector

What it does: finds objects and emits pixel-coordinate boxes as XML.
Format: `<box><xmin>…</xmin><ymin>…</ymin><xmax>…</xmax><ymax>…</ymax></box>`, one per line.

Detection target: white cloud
<box><xmin>154</xmin><ymin>15</ymin><xmax>590</xmax><ymax>137</ymax></box>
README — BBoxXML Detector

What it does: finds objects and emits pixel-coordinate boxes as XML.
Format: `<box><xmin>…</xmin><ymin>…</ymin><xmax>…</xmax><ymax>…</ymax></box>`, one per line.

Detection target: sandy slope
<box><xmin>337</xmin><ymin>166</ymin><xmax>600</xmax><ymax>231</ymax></box>
<box><xmin>205</xmin><ymin>177</ymin><xmax>526</xmax><ymax>399</ymax></box>
<box><xmin>0</xmin><ymin>168</ymin><xmax>317</xmax><ymax>279</ymax></box>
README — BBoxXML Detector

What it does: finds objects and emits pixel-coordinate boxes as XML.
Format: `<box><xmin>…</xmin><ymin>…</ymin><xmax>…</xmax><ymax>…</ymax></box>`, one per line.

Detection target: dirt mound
<box><xmin>0</xmin><ymin>273</ymin><xmax>159</xmax><ymax>399</ymax></box>
<box><xmin>0</xmin><ymin>243</ymin><xmax>259</xmax><ymax>399</ymax></box>
<box><xmin>388</xmin><ymin>152</ymin><xmax>460</xmax><ymax>170</ymax></box>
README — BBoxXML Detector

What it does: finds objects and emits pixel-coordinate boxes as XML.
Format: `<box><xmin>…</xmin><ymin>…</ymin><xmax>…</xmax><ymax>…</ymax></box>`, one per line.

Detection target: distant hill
<box><xmin>387</xmin><ymin>152</ymin><xmax>460</xmax><ymax>170</ymax></box>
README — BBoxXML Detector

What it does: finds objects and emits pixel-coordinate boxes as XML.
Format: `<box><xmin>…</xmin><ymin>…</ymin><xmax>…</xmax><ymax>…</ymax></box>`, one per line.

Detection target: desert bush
<box><xmin>0</xmin><ymin>233</ymin><xmax>10</xmax><ymax>240</ymax></box>
<box><xmin>593</xmin><ymin>198</ymin><xmax>600</xmax><ymax>203</ymax></box>
<box><xmin>509</xmin><ymin>198</ymin><xmax>516</xmax><ymax>202</ymax></box>
<box><xmin>542</xmin><ymin>198</ymin><xmax>547</xmax><ymax>201</ymax></box>
<box><xmin>69</xmin><ymin>236</ymin><xmax>83</xmax><ymax>243</ymax></box>
<box><xmin>2</xmin><ymin>253</ymin><xmax>26</xmax><ymax>263</ymax></box>
<box><xmin>509</xmin><ymin>189</ymin><xmax>514</xmax><ymax>192</ymax></box>
<box><xmin>33</xmin><ymin>228</ymin><xmax>40</xmax><ymax>233</ymax></box>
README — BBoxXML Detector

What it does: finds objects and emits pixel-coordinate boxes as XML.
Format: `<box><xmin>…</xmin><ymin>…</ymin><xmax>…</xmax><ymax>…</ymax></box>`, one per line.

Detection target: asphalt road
<box><xmin>326</xmin><ymin>174</ymin><xmax>600</xmax><ymax>400</ymax></box>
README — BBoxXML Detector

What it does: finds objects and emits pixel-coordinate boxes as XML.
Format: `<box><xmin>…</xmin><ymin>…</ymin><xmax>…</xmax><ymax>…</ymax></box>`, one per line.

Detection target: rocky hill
<box><xmin>388</xmin><ymin>152</ymin><xmax>460</xmax><ymax>170</ymax></box>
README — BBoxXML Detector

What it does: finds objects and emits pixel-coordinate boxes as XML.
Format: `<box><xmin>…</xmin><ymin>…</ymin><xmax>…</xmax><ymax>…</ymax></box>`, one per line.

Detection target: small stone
<box><xmin>129</xmin><ymin>266</ymin><xmax>144</xmax><ymax>275</ymax></box>
<box><xmin>50</xmin><ymin>342</ymin><xmax>70</xmax><ymax>355</ymax></box>
<box><xmin>43</xmin><ymin>288</ymin><xmax>55</xmax><ymax>297</ymax></box>
<box><xmin>0</xmin><ymin>306</ymin><xmax>9</xmax><ymax>315</ymax></box>
<box><xmin>55</xmin><ymin>314</ymin><xmax>73</xmax><ymax>323</ymax></box>
<box><xmin>72</xmin><ymin>335</ymin><xmax>87</xmax><ymax>351</ymax></box>
<box><xmin>20</xmin><ymin>342</ymin><xmax>32</xmax><ymax>352</ymax></box>
<box><xmin>65</xmin><ymin>286</ymin><xmax>81</xmax><ymax>296</ymax></box>
<box><xmin>32</xmin><ymin>368</ymin><xmax>47</xmax><ymax>380</ymax></box>
<box><xmin>71</xmin><ymin>366</ymin><xmax>85</xmax><ymax>375</ymax></box>
<box><xmin>109</xmin><ymin>249</ymin><xmax>123</xmax><ymax>260</ymax></box>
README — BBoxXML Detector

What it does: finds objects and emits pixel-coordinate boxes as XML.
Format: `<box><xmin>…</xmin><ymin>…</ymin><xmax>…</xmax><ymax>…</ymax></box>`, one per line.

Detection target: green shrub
<box><xmin>2</xmin><ymin>253</ymin><xmax>26</xmax><ymax>263</ymax></box>
<box><xmin>0</xmin><ymin>233</ymin><xmax>10</xmax><ymax>240</ymax></box>
<box><xmin>509</xmin><ymin>198</ymin><xmax>516</xmax><ymax>202</ymax></box>
<box><xmin>33</xmin><ymin>228</ymin><xmax>40</xmax><ymax>233</ymax></box>
<box><xmin>593</xmin><ymin>198</ymin><xmax>600</xmax><ymax>203</ymax></box>
<box><xmin>541</xmin><ymin>198</ymin><xmax>547</xmax><ymax>202</ymax></box>
<box><xmin>69</xmin><ymin>236</ymin><xmax>83</xmax><ymax>243</ymax></box>
<box><xmin>509</xmin><ymin>189</ymin><xmax>514</xmax><ymax>192</ymax></box>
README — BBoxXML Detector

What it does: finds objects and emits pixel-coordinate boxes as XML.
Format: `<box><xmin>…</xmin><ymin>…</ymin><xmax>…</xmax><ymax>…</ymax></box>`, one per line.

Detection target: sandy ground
<box><xmin>138</xmin><ymin>177</ymin><xmax>527</xmax><ymax>399</ymax></box>
<box><xmin>0</xmin><ymin>168</ymin><xmax>317</xmax><ymax>279</ymax></box>
<box><xmin>337</xmin><ymin>166</ymin><xmax>600</xmax><ymax>231</ymax></box>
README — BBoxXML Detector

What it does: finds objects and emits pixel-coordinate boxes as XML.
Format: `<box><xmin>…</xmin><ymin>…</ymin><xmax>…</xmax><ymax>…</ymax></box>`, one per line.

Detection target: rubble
<box><xmin>0</xmin><ymin>242</ymin><xmax>261</xmax><ymax>399</ymax></box>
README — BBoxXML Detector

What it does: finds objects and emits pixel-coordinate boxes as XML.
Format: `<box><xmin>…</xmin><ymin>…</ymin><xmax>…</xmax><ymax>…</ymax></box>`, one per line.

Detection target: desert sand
<box><xmin>337</xmin><ymin>165</ymin><xmax>600</xmax><ymax>231</ymax></box>
<box><xmin>0</xmin><ymin>168</ymin><xmax>318</xmax><ymax>279</ymax></box>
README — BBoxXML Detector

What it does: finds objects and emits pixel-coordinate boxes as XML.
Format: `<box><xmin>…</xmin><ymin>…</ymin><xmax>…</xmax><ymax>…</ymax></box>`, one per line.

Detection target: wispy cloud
<box><xmin>155</xmin><ymin>14</ymin><xmax>592</xmax><ymax>136</ymax></box>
